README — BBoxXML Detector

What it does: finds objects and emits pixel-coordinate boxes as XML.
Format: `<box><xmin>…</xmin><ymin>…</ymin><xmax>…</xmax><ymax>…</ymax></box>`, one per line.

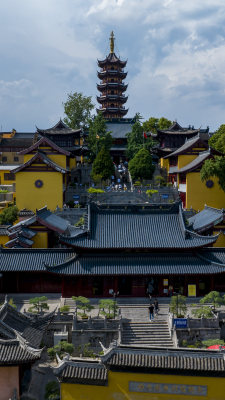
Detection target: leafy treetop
<box><xmin>200</xmin><ymin>291</ymin><xmax>224</xmax><ymax>311</ymax></box>
<box><xmin>91</xmin><ymin>146</ymin><xmax>114</xmax><ymax>183</ymax></box>
<box><xmin>201</xmin><ymin>156</ymin><xmax>225</xmax><ymax>192</ymax></box>
<box><xmin>63</xmin><ymin>92</ymin><xmax>94</xmax><ymax>130</ymax></box>
<box><xmin>87</xmin><ymin>113</ymin><xmax>112</xmax><ymax>162</ymax></box>
<box><xmin>209</xmin><ymin>124</ymin><xmax>225</xmax><ymax>154</ymax></box>
<box><xmin>129</xmin><ymin>147</ymin><xmax>154</xmax><ymax>182</ymax></box>
<box><xmin>170</xmin><ymin>295</ymin><xmax>187</xmax><ymax>318</ymax></box>
<box><xmin>142</xmin><ymin>117</ymin><xmax>172</xmax><ymax>135</ymax></box>
<box><xmin>28</xmin><ymin>296</ymin><xmax>49</xmax><ymax>313</ymax></box>
<box><xmin>0</xmin><ymin>206</ymin><xmax>18</xmax><ymax>225</ymax></box>
<box><xmin>72</xmin><ymin>296</ymin><xmax>94</xmax><ymax>316</ymax></box>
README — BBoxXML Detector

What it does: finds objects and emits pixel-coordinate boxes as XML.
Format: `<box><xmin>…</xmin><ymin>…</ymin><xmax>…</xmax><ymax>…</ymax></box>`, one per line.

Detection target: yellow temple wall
<box><xmin>61</xmin><ymin>370</ymin><xmax>225</xmax><ymax>400</ymax></box>
<box><xmin>15</xmin><ymin>171</ymin><xmax>64</xmax><ymax>211</ymax></box>
<box><xmin>177</xmin><ymin>154</ymin><xmax>196</xmax><ymax>169</ymax></box>
<box><xmin>186</xmin><ymin>172</ymin><xmax>225</xmax><ymax>211</ymax></box>
<box><xmin>213</xmin><ymin>232</ymin><xmax>225</xmax><ymax>247</ymax></box>
<box><xmin>47</xmin><ymin>154</ymin><xmax>67</xmax><ymax>169</ymax></box>
<box><xmin>69</xmin><ymin>158</ymin><xmax>76</xmax><ymax>169</ymax></box>
<box><xmin>0</xmin><ymin>151</ymin><xmax>23</xmax><ymax>165</ymax></box>
<box><xmin>160</xmin><ymin>158</ymin><xmax>169</xmax><ymax>172</ymax></box>
<box><xmin>0</xmin><ymin>169</ymin><xmax>16</xmax><ymax>185</ymax></box>
<box><xmin>24</xmin><ymin>154</ymin><xmax>33</xmax><ymax>163</ymax></box>
<box><xmin>32</xmin><ymin>231</ymin><xmax>48</xmax><ymax>248</ymax></box>
<box><xmin>0</xmin><ymin>234</ymin><xmax>9</xmax><ymax>247</ymax></box>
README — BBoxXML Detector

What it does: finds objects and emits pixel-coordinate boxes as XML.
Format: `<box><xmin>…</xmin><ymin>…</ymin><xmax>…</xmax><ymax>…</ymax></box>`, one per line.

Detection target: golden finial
<box><xmin>110</xmin><ymin>31</ymin><xmax>115</xmax><ymax>53</ymax></box>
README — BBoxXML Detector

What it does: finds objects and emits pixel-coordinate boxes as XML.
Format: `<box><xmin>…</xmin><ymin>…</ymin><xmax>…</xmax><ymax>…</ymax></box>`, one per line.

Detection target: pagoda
<box><xmin>97</xmin><ymin>32</ymin><xmax>128</xmax><ymax>119</ymax></box>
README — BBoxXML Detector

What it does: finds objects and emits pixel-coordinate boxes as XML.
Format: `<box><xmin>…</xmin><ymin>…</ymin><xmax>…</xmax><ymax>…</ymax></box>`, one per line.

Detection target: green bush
<box><xmin>47</xmin><ymin>341</ymin><xmax>74</xmax><ymax>361</ymax></box>
<box><xmin>170</xmin><ymin>295</ymin><xmax>187</xmax><ymax>317</ymax></box>
<box><xmin>72</xmin><ymin>296</ymin><xmax>94</xmax><ymax>317</ymax></box>
<box><xmin>0</xmin><ymin>190</ymin><xmax>9</xmax><ymax>193</ymax></box>
<box><xmin>192</xmin><ymin>306</ymin><xmax>214</xmax><ymax>319</ymax></box>
<box><xmin>99</xmin><ymin>299</ymin><xmax>118</xmax><ymax>318</ymax></box>
<box><xmin>87</xmin><ymin>187</ymin><xmax>105</xmax><ymax>194</ymax></box>
<box><xmin>0</xmin><ymin>206</ymin><xmax>18</xmax><ymax>224</ymax></box>
<box><xmin>60</xmin><ymin>305</ymin><xmax>70</xmax><ymax>314</ymax></box>
<box><xmin>200</xmin><ymin>291</ymin><xmax>224</xmax><ymax>311</ymax></box>
<box><xmin>28</xmin><ymin>296</ymin><xmax>49</xmax><ymax>313</ymax></box>
<box><xmin>45</xmin><ymin>381</ymin><xmax>60</xmax><ymax>400</ymax></box>
<box><xmin>202</xmin><ymin>339</ymin><xmax>225</xmax><ymax>348</ymax></box>
<box><xmin>146</xmin><ymin>189</ymin><xmax>158</xmax><ymax>198</ymax></box>
<box><xmin>75</xmin><ymin>216</ymin><xmax>84</xmax><ymax>227</ymax></box>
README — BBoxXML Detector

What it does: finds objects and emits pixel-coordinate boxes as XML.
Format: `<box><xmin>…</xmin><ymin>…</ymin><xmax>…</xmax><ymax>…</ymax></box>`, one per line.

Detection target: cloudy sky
<box><xmin>0</xmin><ymin>0</ymin><xmax>225</xmax><ymax>132</ymax></box>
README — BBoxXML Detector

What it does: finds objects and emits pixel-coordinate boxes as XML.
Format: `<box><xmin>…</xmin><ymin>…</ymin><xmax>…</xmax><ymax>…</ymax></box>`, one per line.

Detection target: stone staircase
<box><xmin>121</xmin><ymin>321</ymin><xmax>174</xmax><ymax>348</ymax></box>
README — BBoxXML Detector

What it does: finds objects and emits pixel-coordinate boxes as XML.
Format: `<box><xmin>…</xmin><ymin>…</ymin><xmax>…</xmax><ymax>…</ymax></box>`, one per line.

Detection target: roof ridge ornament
<box><xmin>110</xmin><ymin>31</ymin><xmax>115</xmax><ymax>54</ymax></box>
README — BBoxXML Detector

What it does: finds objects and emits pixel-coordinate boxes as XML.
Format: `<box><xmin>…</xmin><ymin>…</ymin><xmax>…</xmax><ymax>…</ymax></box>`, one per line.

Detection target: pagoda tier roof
<box><xmin>18</xmin><ymin>136</ymin><xmax>71</xmax><ymax>156</ymax></box>
<box><xmin>98</xmin><ymin>52</ymin><xmax>127</xmax><ymax>68</ymax></box>
<box><xmin>106</xmin><ymin>120</ymin><xmax>135</xmax><ymax>139</ymax></box>
<box><xmin>97</xmin><ymin>82</ymin><xmax>128</xmax><ymax>92</ymax></box>
<box><xmin>1</xmin><ymin>248</ymin><xmax>225</xmax><ymax>276</ymax></box>
<box><xmin>97</xmin><ymin>95</ymin><xmax>128</xmax><ymax>104</ymax></box>
<box><xmin>12</xmin><ymin>151</ymin><xmax>69</xmax><ymax>174</ymax></box>
<box><xmin>60</xmin><ymin>202</ymin><xmax>217</xmax><ymax>250</ymax></box>
<box><xmin>188</xmin><ymin>205</ymin><xmax>225</xmax><ymax>234</ymax></box>
<box><xmin>97</xmin><ymin>70</ymin><xmax>127</xmax><ymax>79</ymax></box>
<box><xmin>177</xmin><ymin>149</ymin><xmax>215</xmax><ymax>174</ymax></box>
<box><xmin>36</xmin><ymin>119</ymin><xmax>81</xmax><ymax>136</ymax></box>
<box><xmin>97</xmin><ymin>107</ymin><xmax>128</xmax><ymax>116</ymax></box>
<box><xmin>164</xmin><ymin>133</ymin><xmax>210</xmax><ymax>158</ymax></box>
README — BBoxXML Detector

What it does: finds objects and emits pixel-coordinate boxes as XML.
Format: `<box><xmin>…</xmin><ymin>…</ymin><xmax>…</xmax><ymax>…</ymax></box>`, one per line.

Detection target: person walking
<box><xmin>149</xmin><ymin>303</ymin><xmax>154</xmax><ymax>321</ymax></box>
<box><xmin>154</xmin><ymin>298</ymin><xmax>159</xmax><ymax>315</ymax></box>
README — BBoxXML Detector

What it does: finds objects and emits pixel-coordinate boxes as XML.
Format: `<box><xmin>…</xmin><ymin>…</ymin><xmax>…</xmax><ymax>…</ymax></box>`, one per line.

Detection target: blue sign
<box><xmin>174</xmin><ymin>318</ymin><xmax>187</xmax><ymax>328</ymax></box>
<box><xmin>161</xmin><ymin>194</ymin><xmax>169</xmax><ymax>199</ymax></box>
<box><xmin>73</xmin><ymin>195</ymin><xmax>80</xmax><ymax>200</ymax></box>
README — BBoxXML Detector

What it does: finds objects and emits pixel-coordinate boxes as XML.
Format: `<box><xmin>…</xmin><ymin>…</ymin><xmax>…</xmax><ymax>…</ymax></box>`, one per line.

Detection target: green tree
<box><xmin>45</xmin><ymin>381</ymin><xmax>60</xmax><ymax>400</ymax></box>
<box><xmin>126</xmin><ymin>121</ymin><xmax>143</xmax><ymax>160</ymax></box>
<box><xmin>99</xmin><ymin>299</ymin><xmax>118</xmax><ymax>319</ymax></box>
<box><xmin>87</xmin><ymin>114</ymin><xmax>112</xmax><ymax>161</ymax></box>
<box><xmin>91</xmin><ymin>146</ymin><xmax>114</xmax><ymax>183</ymax></box>
<box><xmin>170</xmin><ymin>295</ymin><xmax>187</xmax><ymax>317</ymax></box>
<box><xmin>72</xmin><ymin>296</ymin><xmax>94</xmax><ymax>317</ymax></box>
<box><xmin>128</xmin><ymin>147</ymin><xmax>154</xmax><ymax>182</ymax></box>
<box><xmin>47</xmin><ymin>341</ymin><xmax>74</xmax><ymax>361</ymax></box>
<box><xmin>200</xmin><ymin>291</ymin><xmax>224</xmax><ymax>311</ymax></box>
<box><xmin>63</xmin><ymin>92</ymin><xmax>94</xmax><ymax>130</ymax></box>
<box><xmin>0</xmin><ymin>206</ymin><xmax>18</xmax><ymax>225</ymax></box>
<box><xmin>201</xmin><ymin>156</ymin><xmax>225</xmax><ymax>192</ymax></box>
<box><xmin>191</xmin><ymin>306</ymin><xmax>214</xmax><ymax>319</ymax></box>
<box><xmin>59</xmin><ymin>305</ymin><xmax>70</xmax><ymax>314</ymax></box>
<box><xmin>8</xmin><ymin>298</ymin><xmax>16</xmax><ymax>309</ymax></box>
<box><xmin>209</xmin><ymin>124</ymin><xmax>225</xmax><ymax>153</ymax></box>
<box><xmin>28</xmin><ymin>296</ymin><xmax>49</xmax><ymax>313</ymax></box>
<box><xmin>142</xmin><ymin>117</ymin><xmax>172</xmax><ymax>135</ymax></box>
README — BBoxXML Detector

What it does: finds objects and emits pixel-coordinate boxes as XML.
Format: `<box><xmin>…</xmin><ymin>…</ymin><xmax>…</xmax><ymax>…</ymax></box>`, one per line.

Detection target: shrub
<box><xmin>87</xmin><ymin>187</ymin><xmax>105</xmax><ymax>194</ymax></box>
<box><xmin>192</xmin><ymin>306</ymin><xmax>214</xmax><ymax>319</ymax></box>
<box><xmin>45</xmin><ymin>381</ymin><xmax>60</xmax><ymax>400</ymax></box>
<box><xmin>202</xmin><ymin>339</ymin><xmax>225</xmax><ymax>348</ymax></box>
<box><xmin>28</xmin><ymin>296</ymin><xmax>49</xmax><ymax>313</ymax></box>
<box><xmin>60</xmin><ymin>305</ymin><xmax>70</xmax><ymax>314</ymax></box>
<box><xmin>200</xmin><ymin>291</ymin><xmax>224</xmax><ymax>311</ymax></box>
<box><xmin>47</xmin><ymin>341</ymin><xmax>74</xmax><ymax>361</ymax></box>
<box><xmin>75</xmin><ymin>216</ymin><xmax>84</xmax><ymax>227</ymax></box>
<box><xmin>170</xmin><ymin>295</ymin><xmax>187</xmax><ymax>317</ymax></box>
<box><xmin>146</xmin><ymin>189</ymin><xmax>158</xmax><ymax>198</ymax></box>
<box><xmin>0</xmin><ymin>206</ymin><xmax>18</xmax><ymax>224</ymax></box>
<box><xmin>99</xmin><ymin>299</ymin><xmax>118</xmax><ymax>318</ymax></box>
<box><xmin>72</xmin><ymin>296</ymin><xmax>94</xmax><ymax>317</ymax></box>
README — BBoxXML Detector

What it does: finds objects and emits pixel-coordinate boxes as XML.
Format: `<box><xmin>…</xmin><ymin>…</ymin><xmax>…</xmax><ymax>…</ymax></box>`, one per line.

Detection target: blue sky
<box><xmin>0</xmin><ymin>0</ymin><xmax>225</xmax><ymax>132</ymax></box>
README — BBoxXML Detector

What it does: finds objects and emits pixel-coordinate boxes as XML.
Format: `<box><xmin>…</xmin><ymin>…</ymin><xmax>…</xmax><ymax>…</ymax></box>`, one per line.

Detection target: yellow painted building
<box><xmin>56</xmin><ymin>347</ymin><xmax>225</xmax><ymax>400</ymax></box>
<box><xmin>13</xmin><ymin>137</ymin><xmax>71</xmax><ymax>212</ymax></box>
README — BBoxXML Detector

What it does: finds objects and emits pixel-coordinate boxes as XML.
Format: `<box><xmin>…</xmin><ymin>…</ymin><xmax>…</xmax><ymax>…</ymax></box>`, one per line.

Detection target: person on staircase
<box><xmin>149</xmin><ymin>304</ymin><xmax>154</xmax><ymax>321</ymax></box>
<box><xmin>154</xmin><ymin>298</ymin><xmax>159</xmax><ymax>316</ymax></box>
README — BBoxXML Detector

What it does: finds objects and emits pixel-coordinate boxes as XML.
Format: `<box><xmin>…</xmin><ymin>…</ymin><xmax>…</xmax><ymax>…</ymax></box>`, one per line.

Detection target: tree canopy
<box><xmin>91</xmin><ymin>146</ymin><xmax>114</xmax><ymax>183</ymax></box>
<box><xmin>0</xmin><ymin>206</ymin><xmax>18</xmax><ymax>225</ymax></box>
<box><xmin>142</xmin><ymin>117</ymin><xmax>172</xmax><ymax>135</ymax></box>
<box><xmin>87</xmin><ymin>113</ymin><xmax>112</xmax><ymax>162</ymax></box>
<box><xmin>126</xmin><ymin>121</ymin><xmax>154</xmax><ymax>160</ymax></box>
<box><xmin>63</xmin><ymin>92</ymin><xmax>94</xmax><ymax>130</ymax></box>
<box><xmin>128</xmin><ymin>147</ymin><xmax>154</xmax><ymax>181</ymax></box>
<box><xmin>209</xmin><ymin>124</ymin><xmax>225</xmax><ymax>154</ymax></box>
<box><xmin>200</xmin><ymin>156</ymin><xmax>225</xmax><ymax>192</ymax></box>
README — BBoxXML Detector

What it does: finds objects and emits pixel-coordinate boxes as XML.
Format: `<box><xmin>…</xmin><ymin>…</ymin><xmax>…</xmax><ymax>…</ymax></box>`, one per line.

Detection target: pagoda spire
<box><xmin>110</xmin><ymin>31</ymin><xmax>115</xmax><ymax>53</ymax></box>
<box><xmin>96</xmin><ymin>33</ymin><xmax>128</xmax><ymax>120</ymax></box>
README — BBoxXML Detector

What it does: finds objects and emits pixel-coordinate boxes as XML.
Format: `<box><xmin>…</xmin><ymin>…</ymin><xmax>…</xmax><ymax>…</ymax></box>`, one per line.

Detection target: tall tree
<box><xmin>201</xmin><ymin>156</ymin><xmax>225</xmax><ymax>192</ymax></box>
<box><xmin>142</xmin><ymin>116</ymin><xmax>172</xmax><ymax>135</ymax></box>
<box><xmin>128</xmin><ymin>147</ymin><xmax>154</xmax><ymax>181</ymax></box>
<box><xmin>91</xmin><ymin>146</ymin><xmax>114</xmax><ymax>183</ymax></box>
<box><xmin>126</xmin><ymin>121</ymin><xmax>154</xmax><ymax>160</ymax></box>
<box><xmin>87</xmin><ymin>114</ymin><xmax>112</xmax><ymax>162</ymax></box>
<box><xmin>209</xmin><ymin>124</ymin><xmax>225</xmax><ymax>154</ymax></box>
<box><xmin>63</xmin><ymin>92</ymin><xmax>94</xmax><ymax>130</ymax></box>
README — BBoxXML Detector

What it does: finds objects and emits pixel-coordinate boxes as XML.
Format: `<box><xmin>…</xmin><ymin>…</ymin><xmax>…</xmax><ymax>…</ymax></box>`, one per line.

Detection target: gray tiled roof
<box><xmin>0</xmin><ymin>302</ymin><xmax>54</xmax><ymax>348</ymax></box>
<box><xmin>1</xmin><ymin>248</ymin><xmax>225</xmax><ymax>276</ymax></box>
<box><xmin>0</xmin><ymin>339</ymin><xmax>41</xmax><ymax>365</ymax></box>
<box><xmin>164</xmin><ymin>133</ymin><xmax>209</xmax><ymax>159</ymax></box>
<box><xmin>0</xmin><ymin>225</ymin><xmax>10</xmax><ymax>236</ymax></box>
<box><xmin>56</xmin><ymin>361</ymin><xmax>107</xmax><ymax>385</ymax></box>
<box><xmin>188</xmin><ymin>206</ymin><xmax>224</xmax><ymax>233</ymax></box>
<box><xmin>104</xmin><ymin>347</ymin><xmax>225</xmax><ymax>373</ymax></box>
<box><xmin>37</xmin><ymin>207</ymin><xmax>70</xmax><ymax>233</ymax></box>
<box><xmin>36</xmin><ymin>119</ymin><xmax>81</xmax><ymax>136</ymax></box>
<box><xmin>177</xmin><ymin>150</ymin><xmax>211</xmax><ymax>173</ymax></box>
<box><xmin>106</xmin><ymin>121</ymin><xmax>134</xmax><ymax>139</ymax></box>
<box><xmin>61</xmin><ymin>203</ymin><xmax>217</xmax><ymax>249</ymax></box>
